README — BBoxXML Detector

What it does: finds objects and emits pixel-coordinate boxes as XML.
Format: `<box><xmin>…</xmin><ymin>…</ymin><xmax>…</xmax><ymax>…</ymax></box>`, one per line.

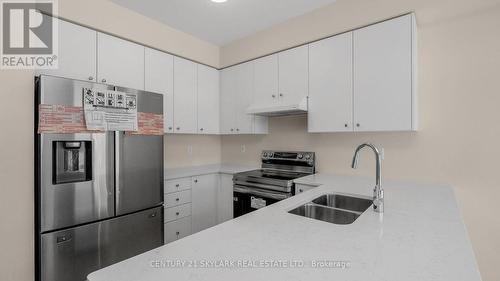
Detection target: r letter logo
<box><xmin>1</xmin><ymin>0</ymin><xmax>58</xmax><ymax>69</ymax></box>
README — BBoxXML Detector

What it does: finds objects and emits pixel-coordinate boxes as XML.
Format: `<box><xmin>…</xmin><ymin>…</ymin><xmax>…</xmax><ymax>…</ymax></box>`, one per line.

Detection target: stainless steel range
<box><xmin>233</xmin><ymin>151</ymin><xmax>315</xmax><ymax>217</ymax></box>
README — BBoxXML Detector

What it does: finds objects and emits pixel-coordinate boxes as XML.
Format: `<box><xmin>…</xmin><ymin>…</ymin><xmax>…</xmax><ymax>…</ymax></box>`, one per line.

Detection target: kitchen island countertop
<box><xmin>88</xmin><ymin>174</ymin><xmax>481</xmax><ymax>281</ymax></box>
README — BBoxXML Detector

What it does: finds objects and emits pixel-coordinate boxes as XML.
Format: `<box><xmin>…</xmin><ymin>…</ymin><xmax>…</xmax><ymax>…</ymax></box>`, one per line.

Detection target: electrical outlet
<box><xmin>240</xmin><ymin>145</ymin><xmax>246</xmax><ymax>153</ymax></box>
<box><xmin>187</xmin><ymin>145</ymin><xmax>193</xmax><ymax>156</ymax></box>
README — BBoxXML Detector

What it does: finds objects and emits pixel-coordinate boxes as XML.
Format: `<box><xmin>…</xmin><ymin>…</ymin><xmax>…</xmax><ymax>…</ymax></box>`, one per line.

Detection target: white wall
<box><xmin>164</xmin><ymin>135</ymin><xmax>221</xmax><ymax>169</ymax></box>
<box><xmin>220</xmin><ymin>1</ymin><xmax>500</xmax><ymax>280</ymax></box>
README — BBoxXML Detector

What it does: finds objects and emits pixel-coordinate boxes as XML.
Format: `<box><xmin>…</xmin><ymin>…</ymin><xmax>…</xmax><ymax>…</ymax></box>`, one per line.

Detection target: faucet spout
<box><xmin>351</xmin><ymin>143</ymin><xmax>384</xmax><ymax>213</ymax></box>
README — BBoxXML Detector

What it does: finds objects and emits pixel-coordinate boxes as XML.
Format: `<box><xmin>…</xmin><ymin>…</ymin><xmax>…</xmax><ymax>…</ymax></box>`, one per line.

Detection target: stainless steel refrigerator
<box><xmin>35</xmin><ymin>75</ymin><xmax>164</xmax><ymax>281</ymax></box>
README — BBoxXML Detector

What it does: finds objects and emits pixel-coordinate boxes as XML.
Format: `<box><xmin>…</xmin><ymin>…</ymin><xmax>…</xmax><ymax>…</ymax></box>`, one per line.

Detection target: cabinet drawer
<box><xmin>164</xmin><ymin>190</ymin><xmax>191</xmax><ymax>208</ymax></box>
<box><xmin>165</xmin><ymin>178</ymin><xmax>192</xmax><ymax>194</ymax></box>
<box><xmin>164</xmin><ymin>203</ymin><xmax>191</xmax><ymax>223</ymax></box>
<box><xmin>295</xmin><ymin>184</ymin><xmax>319</xmax><ymax>194</ymax></box>
<box><xmin>164</xmin><ymin>216</ymin><xmax>192</xmax><ymax>244</ymax></box>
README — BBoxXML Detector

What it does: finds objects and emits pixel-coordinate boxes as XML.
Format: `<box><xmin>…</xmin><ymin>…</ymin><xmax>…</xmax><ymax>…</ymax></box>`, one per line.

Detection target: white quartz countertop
<box><xmin>88</xmin><ymin>175</ymin><xmax>481</xmax><ymax>281</ymax></box>
<box><xmin>165</xmin><ymin>164</ymin><xmax>257</xmax><ymax>180</ymax></box>
<box><xmin>293</xmin><ymin>173</ymin><xmax>342</xmax><ymax>186</ymax></box>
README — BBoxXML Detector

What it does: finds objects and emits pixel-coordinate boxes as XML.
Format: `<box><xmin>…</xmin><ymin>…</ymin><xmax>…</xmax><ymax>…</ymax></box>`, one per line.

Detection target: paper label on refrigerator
<box><xmin>83</xmin><ymin>88</ymin><xmax>138</xmax><ymax>131</ymax></box>
<box><xmin>251</xmin><ymin>196</ymin><xmax>267</xmax><ymax>209</ymax></box>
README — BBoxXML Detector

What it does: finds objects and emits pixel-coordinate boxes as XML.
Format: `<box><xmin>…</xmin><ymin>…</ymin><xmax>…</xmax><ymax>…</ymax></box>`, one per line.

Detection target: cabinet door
<box><xmin>97</xmin><ymin>33</ymin><xmax>144</xmax><ymax>90</ymax></box>
<box><xmin>219</xmin><ymin>68</ymin><xmax>237</xmax><ymax>134</ymax></box>
<box><xmin>308</xmin><ymin>32</ymin><xmax>353</xmax><ymax>132</ymax></box>
<box><xmin>217</xmin><ymin>174</ymin><xmax>234</xmax><ymax>223</ymax></box>
<box><xmin>197</xmin><ymin>64</ymin><xmax>220</xmax><ymax>134</ymax></box>
<box><xmin>278</xmin><ymin>45</ymin><xmax>309</xmax><ymax>106</ymax></box>
<box><xmin>164</xmin><ymin>216</ymin><xmax>192</xmax><ymax>244</ymax></box>
<box><xmin>191</xmin><ymin>174</ymin><xmax>218</xmax><ymax>233</ymax></box>
<box><xmin>173</xmin><ymin>57</ymin><xmax>197</xmax><ymax>134</ymax></box>
<box><xmin>145</xmin><ymin>48</ymin><xmax>174</xmax><ymax>133</ymax></box>
<box><xmin>37</xmin><ymin>16</ymin><xmax>96</xmax><ymax>82</ymax></box>
<box><xmin>295</xmin><ymin>184</ymin><xmax>319</xmax><ymax>194</ymax></box>
<box><xmin>254</xmin><ymin>54</ymin><xmax>279</xmax><ymax>107</ymax></box>
<box><xmin>235</xmin><ymin>62</ymin><xmax>254</xmax><ymax>134</ymax></box>
<box><xmin>353</xmin><ymin>14</ymin><xmax>415</xmax><ymax>131</ymax></box>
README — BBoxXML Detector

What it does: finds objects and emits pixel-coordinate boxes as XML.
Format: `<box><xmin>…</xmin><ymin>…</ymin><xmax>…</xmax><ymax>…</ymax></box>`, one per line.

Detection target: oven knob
<box><xmin>298</xmin><ymin>154</ymin><xmax>303</xmax><ymax>159</ymax></box>
<box><xmin>269</xmin><ymin>152</ymin><xmax>273</xmax><ymax>157</ymax></box>
<box><xmin>263</xmin><ymin>152</ymin><xmax>268</xmax><ymax>157</ymax></box>
<box><xmin>305</xmin><ymin>154</ymin><xmax>311</xmax><ymax>160</ymax></box>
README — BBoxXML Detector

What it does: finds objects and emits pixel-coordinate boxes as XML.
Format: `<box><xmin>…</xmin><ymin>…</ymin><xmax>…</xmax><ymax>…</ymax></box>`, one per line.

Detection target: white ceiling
<box><xmin>111</xmin><ymin>0</ymin><xmax>338</xmax><ymax>46</ymax></box>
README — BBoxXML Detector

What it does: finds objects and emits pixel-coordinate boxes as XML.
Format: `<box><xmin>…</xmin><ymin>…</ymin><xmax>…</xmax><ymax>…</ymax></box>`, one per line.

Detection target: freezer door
<box><xmin>37</xmin><ymin>76</ymin><xmax>116</xmax><ymax>232</ymax></box>
<box><xmin>40</xmin><ymin>206</ymin><xmax>163</xmax><ymax>281</ymax></box>
<box><xmin>115</xmin><ymin>87</ymin><xmax>164</xmax><ymax>215</ymax></box>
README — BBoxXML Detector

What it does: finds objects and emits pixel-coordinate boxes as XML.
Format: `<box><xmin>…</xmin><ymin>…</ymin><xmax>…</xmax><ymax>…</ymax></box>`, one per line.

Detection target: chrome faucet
<box><xmin>351</xmin><ymin>143</ymin><xmax>384</xmax><ymax>213</ymax></box>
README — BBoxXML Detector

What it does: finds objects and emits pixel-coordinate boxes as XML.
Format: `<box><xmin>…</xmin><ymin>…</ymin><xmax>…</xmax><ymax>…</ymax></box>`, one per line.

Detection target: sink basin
<box><xmin>312</xmin><ymin>194</ymin><xmax>373</xmax><ymax>213</ymax></box>
<box><xmin>289</xmin><ymin>193</ymin><xmax>373</xmax><ymax>225</ymax></box>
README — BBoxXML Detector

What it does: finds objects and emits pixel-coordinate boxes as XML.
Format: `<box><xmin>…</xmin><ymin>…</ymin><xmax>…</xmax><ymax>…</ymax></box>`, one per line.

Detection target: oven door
<box><xmin>233</xmin><ymin>185</ymin><xmax>291</xmax><ymax>218</ymax></box>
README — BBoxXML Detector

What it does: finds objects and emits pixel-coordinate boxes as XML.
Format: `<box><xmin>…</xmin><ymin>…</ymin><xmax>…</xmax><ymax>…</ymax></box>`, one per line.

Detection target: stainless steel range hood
<box><xmin>246</xmin><ymin>97</ymin><xmax>308</xmax><ymax>116</ymax></box>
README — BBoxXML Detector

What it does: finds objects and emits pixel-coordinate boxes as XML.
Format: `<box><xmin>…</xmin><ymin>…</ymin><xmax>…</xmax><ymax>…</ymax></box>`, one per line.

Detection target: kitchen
<box><xmin>1</xmin><ymin>0</ymin><xmax>499</xmax><ymax>281</ymax></box>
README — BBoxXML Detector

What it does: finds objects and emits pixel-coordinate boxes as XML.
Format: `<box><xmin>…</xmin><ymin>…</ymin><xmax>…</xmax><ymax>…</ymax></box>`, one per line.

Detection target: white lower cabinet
<box><xmin>295</xmin><ymin>184</ymin><xmax>319</xmax><ymax>194</ymax></box>
<box><xmin>164</xmin><ymin>172</ymin><xmax>233</xmax><ymax>244</ymax></box>
<box><xmin>164</xmin><ymin>190</ymin><xmax>191</xmax><ymax>208</ymax></box>
<box><xmin>164</xmin><ymin>179</ymin><xmax>193</xmax><ymax>244</ymax></box>
<box><xmin>164</xmin><ymin>203</ymin><xmax>191</xmax><ymax>222</ymax></box>
<box><xmin>191</xmin><ymin>174</ymin><xmax>219</xmax><ymax>233</ymax></box>
<box><xmin>217</xmin><ymin>174</ymin><xmax>234</xmax><ymax>223</ymax></box>
<box><xmin>164</xmin><ymin>216</ymin><xmax>192</xmax><ymax>244</ymax></box>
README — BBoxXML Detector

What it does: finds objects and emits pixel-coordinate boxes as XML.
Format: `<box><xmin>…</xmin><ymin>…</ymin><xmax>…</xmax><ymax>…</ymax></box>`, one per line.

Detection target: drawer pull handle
<box><xmin>175</xmin><ymin>184</ymin><xmax>180</xmax><ymax>187</ymax></box>
<box><xmin>176</xmin><ymin>198</ymin><xmax>180</xmax><ymax>202</ymax></box>
<box><xmin>176</xmin><ymin>212</ymin><xmax>180</xmax><ymax>216</ymax></box>
<box><xmin>176</xmin><ymin>231</ymin><xmax>180</xmax><ymax>236</ymax></box>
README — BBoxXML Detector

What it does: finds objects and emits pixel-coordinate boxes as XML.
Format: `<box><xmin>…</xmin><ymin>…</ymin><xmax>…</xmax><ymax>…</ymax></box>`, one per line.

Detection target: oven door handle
<box><xmin>234</xmin><ymin>185</ymin><xmax>290</xmax><ymax>200</ymax></box>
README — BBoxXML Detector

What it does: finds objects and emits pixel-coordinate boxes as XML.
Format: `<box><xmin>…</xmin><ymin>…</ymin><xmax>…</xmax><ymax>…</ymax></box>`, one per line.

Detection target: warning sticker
<box><xmin>83</xmin><ymin>88</ymin><xmax>138</xmax><ymax>131</ymax></box>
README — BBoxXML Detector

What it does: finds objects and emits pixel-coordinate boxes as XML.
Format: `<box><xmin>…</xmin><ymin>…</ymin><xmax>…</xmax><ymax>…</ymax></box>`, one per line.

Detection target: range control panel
<box><xmin>261</xmin><ymin>150</ymin><xmax>315</xmax><ymax>163</ymax></box>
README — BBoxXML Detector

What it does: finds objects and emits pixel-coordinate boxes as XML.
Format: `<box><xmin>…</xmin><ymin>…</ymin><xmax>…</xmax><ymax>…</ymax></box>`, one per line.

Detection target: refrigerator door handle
<box><xmin>115</xmin><ymin>131</ymin><xmax>122</xmax><ymax>213</ymax></box>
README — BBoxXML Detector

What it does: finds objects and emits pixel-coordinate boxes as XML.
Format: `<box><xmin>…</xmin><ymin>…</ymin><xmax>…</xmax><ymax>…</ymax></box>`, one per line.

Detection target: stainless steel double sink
<box><xmin>289</xmin><ymin>194</ymin><xmax>373</xmax><ymax>225</ymax></box>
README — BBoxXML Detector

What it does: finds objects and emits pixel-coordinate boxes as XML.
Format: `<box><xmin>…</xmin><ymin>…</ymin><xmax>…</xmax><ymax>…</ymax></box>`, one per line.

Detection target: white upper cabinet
<box><xmin>197</xmin><ymin>65</ymin><xmax>220</xmax><ymax>134</ymax></box>
<box><xmin>353</xmin><ymin>14</ymin><xmax>416</xmax><ymax>131</ymax></box>
<box><xmin>37</xmin><ymin>17</ymin><xmax>96</xmax><ymax>82</ymax></box>
<box><xmin>97</xmin><ymin>33</ymin><xmax>144</xmax><ymax>90</ymax></box>
<box><xmin>145</xmin><ymin>48</ymin><xmax>174</xmax><ymax>133</ymax></box>
<box><xmin>253</xmin><ymin>54</ymin><xmax>279</xmax><ymax>107</ymax></box>
<box><xmin>278</xmin><ymin>45</ymin><xmax>309</xmax><ymax>106</ymax></box>
<box><xmin>235</xmin><ymin>62</ymin><xmax>254</xmax><ymax>134</ymax></box>
<box><xmin>220</xmin><ymin>63</ymin><xmax>267</xmax><ymax>135</ymax></box>
<box><xmin>220</xmin><ymin>67</ymin><xmax>237</xmax><ymax>134</ymax></box>
<box><xmin>308</xmin><ymin>32</ymin><xmax>353</xmax><ymax>132</ymax></box>
<box><xmin>173</xmin><ymin>57</ymin><xmax>197</xmax><ymax>134</ymax></box>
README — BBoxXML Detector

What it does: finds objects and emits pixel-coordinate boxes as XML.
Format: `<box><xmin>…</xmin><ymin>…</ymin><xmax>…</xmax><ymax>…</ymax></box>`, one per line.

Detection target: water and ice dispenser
<box><xmin>53</xmin><ymin>141</ymin><xmax>92</xmax><ymax>184</ymax></box>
